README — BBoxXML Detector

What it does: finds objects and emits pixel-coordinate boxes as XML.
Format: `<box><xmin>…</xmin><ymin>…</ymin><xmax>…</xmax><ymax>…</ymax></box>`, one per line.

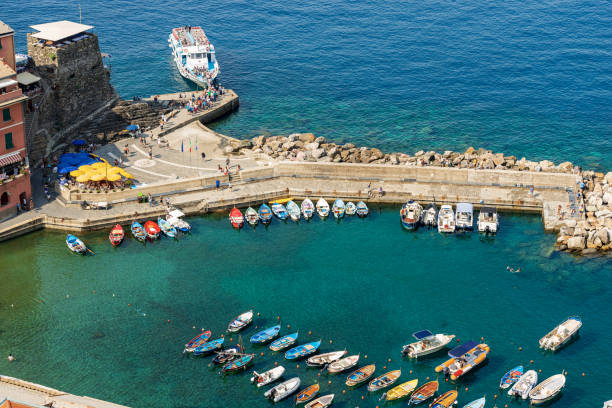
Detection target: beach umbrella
<box><xmin>107</xmin><ymin>173</ymin><xmax>122</xmax><ymax>182</ymax></box>
<box><xmin>76</xmin><ymin>174</ymin><xmax>90</xmax><ymax>183</ymax></box>
<box><xmin>90</xmin><ymin>174</ymin><xmax>105</xmax><ymax>181</ymax></box>
<box><xmin>58</xmin><ymin>165</ymin><xmax>78</xmax><ymax>174</ymax></box>
<box><xmin>119</xmin><ymin>170</ymin><xmax>134</xmax><ymax>178</ymax></box>
<box><xmin>70</xmin><ymin>169</ymin><xmax>84</xmax><ymax>177</ymax></box>
<box><xmin>91</xmin><ymin>162</ymin><xmax>107</xmax><ymax>169</ymax></box>
<box><xmin>72</xmin><ymin>139</ymin><xmax>86</xmax><ymax>146</ymax></box>
<box><xmin>78</xmin><ymin>164</ymin><xmax>93</xmax><ymax>171</ymax></box>
<box><xmin>107</xmin><ymin>167</ymin><xmax>122</xmax><ymax>173</ymax></box>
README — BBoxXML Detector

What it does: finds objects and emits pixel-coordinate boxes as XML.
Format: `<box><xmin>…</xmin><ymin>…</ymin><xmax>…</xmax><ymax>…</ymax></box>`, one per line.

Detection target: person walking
<box><xmin>148</xmin><ymin>193</ymin><xmax>153</xmax><ymax>207</ymax></box>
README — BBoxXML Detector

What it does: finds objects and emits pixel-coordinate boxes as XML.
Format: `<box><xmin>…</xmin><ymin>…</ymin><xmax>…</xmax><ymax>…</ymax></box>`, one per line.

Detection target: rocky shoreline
<box><xmin>225</xmin><ymin>132</ymin><xmax>611</xmax><ymax>256</ymax></box>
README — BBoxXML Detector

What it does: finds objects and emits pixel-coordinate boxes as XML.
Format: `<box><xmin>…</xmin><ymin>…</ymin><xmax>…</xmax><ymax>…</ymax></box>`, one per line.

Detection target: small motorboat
<box><xmin>144</xmin><ymin>220</ymin><xmax>161</xmax><ymax>239</ymax></box>
<box><xmin>301</xmin><ymin>199</ymin><xmax>315</xmax><ymax>220</ymax></box>
<box><xmin>109</xmin><ymin>224</ymin><xmax>124</xmax><ymax>247</ymax></box>
<box><xmin>295</xmin><ymin>384</ymin><xmax>319</xmax><ymax>404</ymax></box>
<box><xmin>434</xmin><ymin>341</ymin><xmax>490</xmax><ymax>380</ymax></box>
<box><xmin>332</xmin><ymin>199</ymin><xmax>345</xmax><ymax>219</ymax></box>
<box><xmin>259</xmin><ymin>204</ymin><xmax>273</xmax><ymax>224</ymax></box>
<box><xmin>539</xmin><ymin>316</ymin><xmax>582</xmax><ymax>351</ymax></box>
<box><xmin>229</xmin><ymin>207</ymin><xmax>244</xmax><ymax>229</ymax></box>
<box><xmin>306</xmin><ymin>350</ymin><xmax>347</xmax><ymax>367</ymax></box>
<box><xmin>264</xmin><ymin>377</ymin><xmax>301</xmax><ymax>402</ymax></box>
<box><xmin>250</xmin><ymin>325</ymin><xmax>281</xmax><ymax>344</ymax></box>
<box><xmin>184</xmin><ymin>330</ymin><xmax>212</xmax><ymax>352</ymax></box>
<box><xmin>167</xmin><ymin>209</ymin><xmax>191</xmax><ymax>232</ymax></box>
<box><xmin>244</xmin><ymin>207</ymin><xmax>259</xmax><ymax>226</ymax></box>
<box><xmin>437</xmin><ymin>205</ymin><xmax>455</xmax><ymax>233</ymax></box>
<box><xmin>327</xmin><ymin>354</ymin><xmax>359</xmax><ymax>373</ymax></box>
<box><xmin>367</xmin><ymin>369</ymin><xmax>401</xmax><ymax>392</ymax></box>
<box><xmin>131</xmin><ymin>221</ymin><xmax>146</xmax><ymax>242</ymax></box>
<box><xmin>286</xmin><ymin>200</ymin><xmax>301</xmax><ymax>221</ymax></box>
<box><xmin>66</xmin><ymin>234</ymin><xmax>87</xmax><ymax>254</ymax></box>
<box><xmin>422</xmin><ymin>203</ymin><xmax>437</xmax><ymax>227</ymax></box>
<box><xmin>251</xmin><ymin>366</ymin><xmax>285</xmax><ymax>387</ymax></box>
<box><xmin>271</xmin><ymin>202</ymin><xmax>289</xmax><ymax>220</ymax></box>
<box><xmin>227</xmin><ymin>310</ymin><xmax>253</xmax><ymax>332</ymax></box>
<box><xmin>193</xmin><ymin>337</ymin><xmax>224</xmax><ymax>356</ymax></box>
<box><xmin>477</xmin><ymin>206</ymin><xmax>499</xmax><ymax>233</ymax></box>
<box><xmin>407</xmin><ymin>380</ymin><xmax>438</xmax><ymax>405</ymax></box>
<box><xmin>316</xmin><ymin>198</ymin><xmax>330</xmax><ymax>218</ymax></box>
<box><xmin>356</xmin><ymin>201</ymin><xmax>369</xmax><ymax>217</ymax></box>
<box><xmin>384</xmin><ymin>379</ymin><xmax>418</xmax><ymax>401</ymax></box>
<box><xmin>429</xmin><ymin>390</ymin><xmax>458</xmax><ymax>408</ymax></box>
<box><xmin>401</xmin><ymin>330</ymin><xmax>455</xmax><ymax>358</ymax></box>
<box><xmin>529</xmin><ymin>373</ymin><xmax>565</xmax><ymax>405</ymax></box>
<box><xmin>400</xmin><ymin>200</ymin><xmax>422</xmax><ymax>230</ymax></box>
<box><xmin>222</xmin><ymin>353</ymin><xmax>255</xmax><ymax>373</ymax></box>
<box><xmin>305</xmin><ymin>394</ymin><xmax>334</xmax><ymax>408</ymax></box>
<box><xmin>270</xmin><ymin>332</ymin><xmax>298</xmax><ymax>351</ymax></box>
<box><xmin>508</xmin><ymin>369</ymin><xmax>538</xmax><ymax>399</ymax></box>
<box><xmin>212</xmin><ymin>345</ymin><xmax>241</xmax><ymax>365</ymax></box>
<box><xmin>345</xmin><ymin>364</ymin><xmax>375</xmax><ymax>387</ymax></box>
<box><xmin>345</xmin><ymin>201</ymin><xmax>357</xmax><ymax>215</ymax></box>
<box><xmin>285</xmin><ymin>340</ymin><xmax>321</xmax><ymax>360</ymax></box>
<box><xmin>455</xmin><ymin>202</ymin><xmax>474</xmax><ymax>231</ymax></box>
<box><xmin>463</xmin><ymin>396</ymin><xmax>486</xmax><ymax>408</ymax></box>
<box><xmin>157</xmin><ymin>217</ymin><xmax>177</xmax><ymax>238</ymax></box>
<box><xmin>500</xmin><ymin>365</ymin><xmax>524</xmax><ymax>389</ymax></box>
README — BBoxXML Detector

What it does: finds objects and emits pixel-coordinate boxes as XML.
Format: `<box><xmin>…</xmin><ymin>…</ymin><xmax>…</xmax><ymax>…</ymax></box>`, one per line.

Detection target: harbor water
<box><xmin>0</xmin><ymin>210</ymin><xmax>610</xmax><ymax>407</ymax></box>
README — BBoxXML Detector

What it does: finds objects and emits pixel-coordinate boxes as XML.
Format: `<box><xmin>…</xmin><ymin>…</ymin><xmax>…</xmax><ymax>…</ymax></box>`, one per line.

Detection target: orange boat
<box><xmin>295</xmin><ymin>384</ymin><xmax>319</xmax><ymax>404</ymax></box>
<box><xmin>109</xmin><ymin>224</ymin><xmax>124</xmax><ymax>247</ymax></box>
<box><xmin>435</xmin><ymin>341</ymin><xmax>490</xmax><ymax>380</ymax></box>
<box><xmin>408</xmin><ymin>380</ymin><xmax>439</xmax><ymax>405</ymax></box>
<box><xmin>143</xmin><ymin>220</ymin><xmax>161</xmax><ymax>240</ymax></box>
<box><xmin>429</xmin><ymin>390</ymin><xmax>457</xmax><ymax>408</ymax></box>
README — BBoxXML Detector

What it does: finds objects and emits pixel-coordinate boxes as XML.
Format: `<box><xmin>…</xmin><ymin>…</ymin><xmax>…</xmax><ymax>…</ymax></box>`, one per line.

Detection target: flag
<box><xmin>181</xmin><ymin>140</ymin><xmax>184</xmax><ymax>153</ymax></box>
<box><xmin>195</xmin><ymin>140</ymin><xmax>198</xmax><ymax>151</ymax></box>
<box><xmin>189</xmin><ymin>139</ymin><xmax>192</xmax><ymax>153</ymax></box>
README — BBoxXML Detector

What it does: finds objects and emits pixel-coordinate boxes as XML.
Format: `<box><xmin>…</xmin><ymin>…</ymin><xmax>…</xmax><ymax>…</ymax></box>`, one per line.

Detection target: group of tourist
<box><xmin>180</xmin><ymin>87</ymin><xmax>223</xmax><ymax>114</ymax></box>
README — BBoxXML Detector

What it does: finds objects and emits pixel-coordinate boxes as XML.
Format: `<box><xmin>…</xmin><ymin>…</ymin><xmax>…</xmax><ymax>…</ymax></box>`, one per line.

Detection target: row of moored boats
<box><xmin>401</xmin><ymin>201</ymin><xmax>499</xmax><ymax>233</ymax></box>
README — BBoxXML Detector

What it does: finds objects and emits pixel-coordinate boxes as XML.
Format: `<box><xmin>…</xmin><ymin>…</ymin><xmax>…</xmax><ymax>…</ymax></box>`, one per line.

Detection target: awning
<box><xmin>17</xmin><ymin>72</ymin><xmax>41</xmax><ymax>86</ymax></box>
<box><xmin>30</xmin><ymin>21</ymin><xmax>94</xmax><ymax>42</ymax></box>
<box><xmin>0</xmin><ymin>151</ymin><xmax>23</xmax><ymax>166</ymax></box>
<box><xmin>0</xmin><ymin>79</ymin><xmax>18</xmax><ymax>88</ymax></box>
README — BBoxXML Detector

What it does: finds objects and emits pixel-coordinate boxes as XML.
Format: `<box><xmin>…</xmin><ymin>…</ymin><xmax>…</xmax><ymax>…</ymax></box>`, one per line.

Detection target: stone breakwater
<box><xmin>225</xmin><ymin>132</ymin><xmax>611</xmax><ymax>256</ymax></box>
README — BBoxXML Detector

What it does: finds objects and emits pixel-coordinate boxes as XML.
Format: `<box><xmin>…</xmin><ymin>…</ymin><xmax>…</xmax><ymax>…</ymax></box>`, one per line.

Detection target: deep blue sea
<box><xmin>2</xmin><ymin>2</ymin><xmax>611</xmax><ymax>408</ymax></box>
<box><xmin>6</xmin><ymin>0</ymin><xmax>612</xmax><ymax>170</ymax></box>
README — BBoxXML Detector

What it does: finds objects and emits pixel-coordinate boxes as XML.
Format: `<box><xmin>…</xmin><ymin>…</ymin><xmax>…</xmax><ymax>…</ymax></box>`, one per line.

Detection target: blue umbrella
<box><xmin>126</xmin><ymin>124</ymin><xmax>139</xmax><ymax>131</ymax></box>
<box><xmin>72</xmin><ymin>139</ymin><xmax>86</xmax><ymax>146</ymax></box>
<box><xmin>58</xmin><ymin>165</ymin><xmax>79</xmax><ymax>174</ymax></box>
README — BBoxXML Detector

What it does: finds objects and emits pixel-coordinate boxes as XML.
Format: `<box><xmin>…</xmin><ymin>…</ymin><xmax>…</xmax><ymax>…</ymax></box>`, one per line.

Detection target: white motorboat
<box><xmin>401</xmin><ymin>330</ymin><xmax>455</xmax><ymax>358</ymax></box>
<box><xmin>251</xmin><ymin>366</ymin><xmax>285</xmax><ymax>387</ymax></box>
<box><xmin>327</xmin><ymin>354</ymin><xmax>359</xmax><ymax>373</ymax></box>
<box><xmin>305</xmin><ymin>394</ymin><xmax>334</xmax><ymax>408</ymax></box>
<box><xmin>529</xmin><ymin>373</ymin><xmax>565</xmax><ymax>405</ymax></box>
<box><xmin>168</xmin><ymin>26</ymin><xmax>219</xmax><ymax>88</ymax></box>
<box><xmin>301</xmin><ymin>199</ymin><xmax>315</xmax><ymax>219</ymax></box>
<box><xmin>477</xmin><ymin>207</ymin><xmax>499</xmax><ymax>233</ymax></box>
<box><xmin>437</xmin><ymin>205</ymin><xmax>455</xmax><ymax>233</ymax></box>
<box><xmin>316</xmin><ymin>198</ymin><xmax>330</xmax><ymax>218</ymax></box>
<box><xmin>422</xmin><ymin>203</ymin><xmax>437</xmax><ymax>227</ymax></box>
<box><xmin>455</xmin><ymin>202</ymin><xmax>474</xmax><ymax>230</ymax></box>
<box><xmin>508</xmin><ymin>370</ymin><xmax>538</xmax><ymax>400</ymax></box>
<box><xmin>264</xmin><ymin>377</ymin><xmax>301</xmax><ymax>402</ymax></box>
<box><xmin>539</xmin><ymin>317</ymin><xmax>582</xmax><ymax>351</ymax></box>
<box><xmin>307</xmin><ymin>350</ymin><xmax>347</xmax><ymax>367</ymax></box>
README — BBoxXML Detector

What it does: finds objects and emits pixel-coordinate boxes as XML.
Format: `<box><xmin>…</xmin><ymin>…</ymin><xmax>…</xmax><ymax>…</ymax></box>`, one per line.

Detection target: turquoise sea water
<box><xmin>0</xmin><ymin>211</ymin><xmax>610</xmax><ymax>407</ymax></box>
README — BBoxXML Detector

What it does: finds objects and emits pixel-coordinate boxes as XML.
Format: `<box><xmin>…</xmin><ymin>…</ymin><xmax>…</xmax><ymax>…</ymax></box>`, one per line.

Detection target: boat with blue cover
<box><xmin>250</xmin><ymin>325</ymin><xmax>281</xmax><ymax>344</ymax></box>
<box><xmin>157</xmin><ymin>217</ymin><xmax>177</xmax><ymax>238</ymax></box>
<box><xmin>286</xmin><ymin>200</ymin><xmax>301</xmax><ymax>221</ymax></box>
<box><xmin>66</xmin><ymin>234</ymin><xmax>87</xmax><ymax>254</ymax></box>
<box><xmin>259</xmin><ymin>204</ymin><xmax>273</xmax><ymax>224</ymax></box>
<box><xmin>332</xmin><ymin>199</ymin><xmax>345</xmax><ymax>218</ymax></box>
<box><xmin>184</xmin><ymin>330</ymin><xmax>212</xmax><ymax>352</ymax></box>
<box><xmin>435</xmin><ymin>340</ymin><xmax>490</xmax><ymax>380</ymax></box>
<box><xmin>222</xmin><ymin>353</ymin><xmax>255</xmax><ymax>373</ymax></box>
<box><xmin>285</xmin><ymin>340</ymin><xmax>321</xmax><ymax>360</ymax></box>
<box><xmin>272</xmin><ymin>202</ymin><xmax>289</xmax><ymax>220</ymax></box>
<box><xmin>193</xmin><ymin>337</ymin><xmax>224</xmax><ymax>356</ymax></box>
<box><xmin>500</xmin><ymin>365</ymin><xmax>524</xmax><ymax>389</ymax></box>
<box><xmin>131</xmin><ymin>221</ymin><xmax>146</xmax><ymax>242</ymax></box>
<box><xmin>270</xmin><ymin>332</ymin><xmax>298</xmax><ymax>351</ymax></box>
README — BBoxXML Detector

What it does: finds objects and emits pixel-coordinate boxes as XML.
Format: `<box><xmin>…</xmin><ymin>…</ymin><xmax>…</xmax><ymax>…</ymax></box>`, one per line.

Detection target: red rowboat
<box><xmin>144</xmin><ymin>220</ymin><xmax>161</xmax><ymax>239</ymax></box>
<box><xmin>229</xmin><ymin>208</ymin><xmax>243</xmax><ymax>229</ymax></box>
<box><xmin>109</xmin><ymin>224</ymin><xmax>124</xmax><ymax>247</ymax></box>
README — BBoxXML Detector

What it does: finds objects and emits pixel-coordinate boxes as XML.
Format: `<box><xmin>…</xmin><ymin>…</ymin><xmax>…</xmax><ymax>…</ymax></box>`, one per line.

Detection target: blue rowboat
<box><xmin>259</xmin><ymin>204</ymin><xmax>273</xmax><ymax>224</ymax></box>
<box><xmin>285</xmin><ymin>340</ymin><xmax>321</xmax><ymax>360</ymax></box>
<box><xmin>271</xmin><ymin>203</ymin><xmax>288</xmax><ymax>220</ymax></box>
<box><xmin>193</xmin><ymin>337</ymin><xmax>224</xmax><ymax>356</ymax></box>
<box><xmin>222</xmin><ymin>353</ymin><xmax>255</xmax><ymax>373</ymax></box>
<box><xmin>270</xmin><ymin>332</ymin><xmax>298</xmax><ymax>351</ymax></box>
<box><xmin>500</xmin><ymin>365</ymin><xmax>524</xmax><ymax>389</ymax></box>
<box><xmin>66</xmin><ymin>234</ymin><xmax>87</xmax><ymax>254</ymax></box>
<box><xmin>250</xmin><ymin>325</ymin><xmax>281</xmax><ymax>344</ymax></box>
<box><xmin>184</xmin><ymin>329</ymin><xmax>212</xmax><ymax>352</ymax></box>
<box><xmin>356</xmin><ymin>201</ymin><xmax>369</xmax><ymax>217</ymax></box>
<box><xmin>157</xmin><ymin>217</ymin><xmax>177</xmax><ymax>238</ymax></box>
<box><xmin>332</xmin><ymin>199</ymin><xmax>345</xmax><ymax>219</ymax></box>
<box><xmin>131</xmin><ymin>221</ymin><xmax>146</xmax><ymax>242</ymax></box>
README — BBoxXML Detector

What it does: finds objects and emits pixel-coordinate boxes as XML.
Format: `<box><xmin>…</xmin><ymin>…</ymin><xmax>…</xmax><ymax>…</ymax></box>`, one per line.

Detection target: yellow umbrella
<box><xmin>78</xmin><ymin>164</ymin><xmax>93</xmax><ymax>172</ymax></box>
<box><xmin>70</xmin><ymin>169</ymin><xmax>84</xmax><ymax>177</ymax></box>
<box><xmin>90</xmin><ymin>174</ymin><xmax>105</xmax><ymax>181</ymax></box>
<box><xmin>119</xmin><ymin>170</ymin><xmax>134</xmax><ymax>178</ymax></box>
<box><xmin>107</xmin><ymin>173</ymin><xmax>122</xmax><ymax>182</ymax></box>
<box><xmin>76</xmin><ymin>174</ymin><xmax>90</xmax><ymax>183</ymax></box>
<box><xmin>91</xmin><ymin>162</ymin><xmax>108</xmax><ymax>169</ymax></box>
<box><xmin>107</xmin><ymin>167</ymin><xmax>122</xmax><ymax>173</ymax></box>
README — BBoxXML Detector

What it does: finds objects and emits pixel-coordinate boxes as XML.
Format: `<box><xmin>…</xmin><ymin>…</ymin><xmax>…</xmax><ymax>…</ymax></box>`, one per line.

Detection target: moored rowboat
<box><xmin>258</xmin><ymin>204</ymin><xmax>273</xmax><ymax>224</ymax></box>
<box><xmin>229</xmin><ymin>208</ymin><xmax>244</xmax><ymax>229</ymax></box>
<box><xmin>222</xmin><ymin>353</ymin><xmax>254</xmax><ymax>373</ymax></box>
<box><xmin>429</xmin><ymin>390</ymin><xmax>458</xmax><ymax>408</ymax></box>
<box><xmin>463</xmin><ymin>396</ymin><xmax>486</xmax><ymax>408</ymax></box>
<box><xmin>295</xmin><ymin>384</ymin><xmax>319</xmax><ymax>404</ymax></box>
<box><xmin>286</xmin><ymin>200</ymin><xmax>301</xmax><ymax>221</ymax></box>
<box><xmin>244</xmin><ymin>207</ymin><xmax>259</xmax><ymax>226</ymax></box>
<box><xmin>270</xmin><ymin>332</ymin><xmax>298</xmax><ymax>351</ymax></box>
<box><xmin>332</xmin><ymin>199</ymin><xmax>345</xmax><ymax>219</ymax></box>
<box><xmin>193</xmin><ymin>337</ymin><xmax>224</xmax><ymax>356</ymax></box>
<box><xmin>500</xmin><ymin>365</ymin><xmax>524</xmax><ymax>389</ymax></box>
<box><xmin>305</xmin><ymin>394</ymin><xmax>334</xmax><ymax>408</ymax></box>
<box><xmin>367</xmin><ymin>369</ymin><xmax>401</xmax><ymax>392</ymax></box>
<box><xmin>66</xmin><ymin>234</ymin><xmax>87</xmax><ymax>254</ymax></box>
<box><xmin>408</xmin><ymin>380</ymin><xmax>438</xmax><ymax>405</ymax></box>
<box><xmin>109</xmin><ymin>224</ymin><xmax>124</xmax><ymax>247</ymax></box>
<box><xmin>212</xmin><ymin>345</ymin><xmax>241</xmax><ymax>365</ymax></box>
<box><xmin>143</xmin><ymin>220</ymin><xmax>161</xmax><ymax>239</ymax></box>
<box><xmin>301</xmin><ymin>199</ymin><xmax>315</xmax><ymax>220</ymax></box>
<box><xmin>271</xmin><ymin>202</ymin><xmax>289</xmax><ymax>220</ymax></box>
<box><xmin>228</xmin><ymin>310</ymin><xmax>253</xmax><ymax>332</ymax></box>
<box><xmin>307</xmin><ymin>350</ymin><xmax>347</xmax><ymax>367</ymax></box>
<box><xmin>285</xmin><ymin>340</ymin><xmax>321</xmax><ymax>360</ymax></box>
<box><xmin>184</xmin><ymin>330</ymin><xmax>212</xmax><ymax>352</ymax></box>
<box><xmin>384</xmin><ymin>379</ymin><xmax>418</xmax><ymax>401</ymax></box>
<box><xmin>528</xmin><ymin>373</ymin><xmax>565</xmax><ymax>405</ymax></box>
<box><xmin>356</xmin><ymin>201</ymin><xmax>369</xmax><ymax>217</ymax></box>
<box><xmin>345</xmin><ymin>364</ymin><xmax>375</xmax><ymax>387</ymax></box>
<box><xmin>345</xmin><ymin>201</ymin><xmax>357</xmax><ymax>215</ymax></box>
<box><xmin>316</xmin><ymin>198</ymin><xmax>330</xmax><ymax>218</ymax></box>
<box><xmin>157</xmin><ymin>217</ymin><xmax>177</xmax><ymax>238</ymax></box>
<box><xmin>131</xmin><ymin>221</ymin><xmax>146</xmax><ymax>242</ymax></box>
<box><xmin>327</xmin><ymin>354</ymin><xmax>359</xmax><ymax>373</ymax></box>
<box><xmin>250</xmin><ymin>325</ymin><xmax>281</xmax><ymax>344</ymax></box>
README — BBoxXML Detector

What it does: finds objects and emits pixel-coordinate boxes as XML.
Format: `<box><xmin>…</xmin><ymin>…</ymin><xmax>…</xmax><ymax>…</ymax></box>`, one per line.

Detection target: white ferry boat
<box><xmin>168</xmin><ymin>26</ymin><xmax>219</xmax><ymax>88</ymax></box>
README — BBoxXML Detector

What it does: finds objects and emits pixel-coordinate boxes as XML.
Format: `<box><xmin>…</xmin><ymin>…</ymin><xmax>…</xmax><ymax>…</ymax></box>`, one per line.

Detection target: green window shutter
<box><xmin>5</xmin><ymin>133</ymin><xmax>13</xmax><ymax>149</ymax></box>
<box><xmin>2</xmin><ymin>108</ymin><xmax>11</xmax><ymax>122</ymax></box>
